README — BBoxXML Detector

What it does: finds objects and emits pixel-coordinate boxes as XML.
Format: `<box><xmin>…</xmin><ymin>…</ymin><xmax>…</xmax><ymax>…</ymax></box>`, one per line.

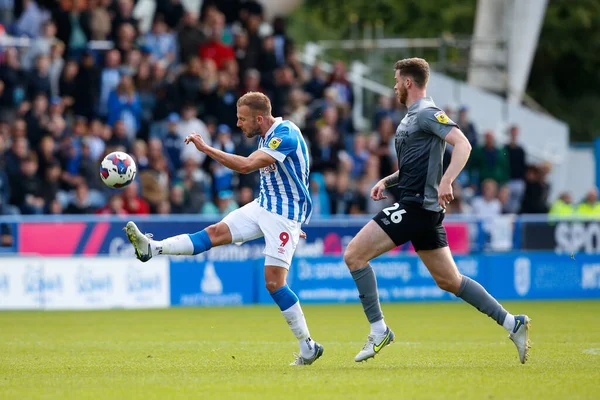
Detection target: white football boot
<box><xmin>508</xmin><ymin>314</ymin><xmax>531</xmax><ymax>364</ymax></box>
<box><xmin>124</xmin><ymin>221</ymin><xmax>156</xmax><ymax>262</ymax></box>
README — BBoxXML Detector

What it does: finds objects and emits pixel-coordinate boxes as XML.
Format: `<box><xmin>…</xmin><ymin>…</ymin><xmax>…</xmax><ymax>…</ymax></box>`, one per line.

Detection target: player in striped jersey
<box><xmin>124</xmin><ymin>92</ymin><xmax>323</xmax><ymax>366</ymax></box>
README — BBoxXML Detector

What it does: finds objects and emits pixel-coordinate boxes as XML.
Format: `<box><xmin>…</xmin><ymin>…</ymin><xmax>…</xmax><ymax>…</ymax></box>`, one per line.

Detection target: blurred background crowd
<box><xmin>0</xmin><ymin>0</ymin><xmax>599</xmax><ymax>233</ymax></box>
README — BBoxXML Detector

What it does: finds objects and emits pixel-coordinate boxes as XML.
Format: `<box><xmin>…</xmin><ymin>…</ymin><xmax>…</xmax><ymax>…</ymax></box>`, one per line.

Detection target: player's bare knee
<box><xmin>265</xmin><ymin>271</ymin><xmax>285</xmax><ymax>292</ymax></box>
<box><xmin>265</xmin><ymin>280</ymin><xmax>284</xmax><ymax>293</ymax></box>
<box><xmin>435</xmin><ymin>275</ymin><xmax>462</xmax><ymax>294</ymax></box>
<box><xmin>204</xmin><ymin>224</ymin><xmax>219</xmax><ymax>240</ymax></box>
<box><xmin>205</xmin><ymin>223</ymin><xmax>231</xmax><ymax>246</ymax></box>
<box><xmin>344</xmin><ymin>243</ymin><xmax>364</xmax><ymax>271</ymax></box>
<box><xmin>264</xmin><ymin>266</ymin><xmax>286</xmax><ymax>293</ymax></box>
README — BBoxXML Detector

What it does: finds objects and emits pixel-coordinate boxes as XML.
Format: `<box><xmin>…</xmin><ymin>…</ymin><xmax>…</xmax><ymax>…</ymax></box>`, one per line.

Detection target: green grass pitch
<box><xmin>1</xmin><ymin>301</ymin><xmax>599</xmax><ymax>400</ymax></box>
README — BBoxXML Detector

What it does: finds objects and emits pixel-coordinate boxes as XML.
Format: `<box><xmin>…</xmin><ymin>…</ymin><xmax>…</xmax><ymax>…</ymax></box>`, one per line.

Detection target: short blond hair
<box><xmin>237</xmin><ymin>91</ymin><xmax>272</xmax><ymax>116</ymax></box>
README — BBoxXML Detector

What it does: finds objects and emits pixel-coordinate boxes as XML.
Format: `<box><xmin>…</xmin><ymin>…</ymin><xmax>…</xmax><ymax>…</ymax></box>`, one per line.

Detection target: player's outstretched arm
<box><xmin>185</xmin><ymin>132</ymin><xmax>276</xmax><ymax>174</ymax></box>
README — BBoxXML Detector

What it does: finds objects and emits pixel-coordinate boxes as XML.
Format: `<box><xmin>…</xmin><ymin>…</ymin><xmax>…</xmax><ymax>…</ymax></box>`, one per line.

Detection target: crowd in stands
<box><xmin>0</xmin><ymin>0</ymin><xmax>599</xmax><ymax>248</ymax></box>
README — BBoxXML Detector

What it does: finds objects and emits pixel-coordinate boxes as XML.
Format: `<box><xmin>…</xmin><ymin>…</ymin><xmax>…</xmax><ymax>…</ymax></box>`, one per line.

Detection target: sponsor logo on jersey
<box><xmin>268</xmin><ymin>137</ymin><xmax>282</xmax><ymax>149</ymax></box>
<box><xmin>262</xmin><ymin>164</ymin><xmax>277</xmax><ymax>173</ymax></box>
<box><xmin>434</xmin><ymin>111</ymin><xmax>450</xmax><ymax>124</ymax></box>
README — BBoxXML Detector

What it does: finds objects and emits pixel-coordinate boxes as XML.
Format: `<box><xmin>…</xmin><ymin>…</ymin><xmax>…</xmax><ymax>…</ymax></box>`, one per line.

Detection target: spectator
<box><xmin>504</xmin><ymin>125</ymin><xmax>527</xmax><ymax>213</ymax></box>
<box><xmin>74</xmin><ymin>51</ymin><xmax>101</xmax><ymax>119</ymax></box>
<box><xmin>95</xmin><ymin>193</ymin><xmax>127</xmax><ymax>215</ymax></box>
<box><xmin>26</xmin><ymin>54</ymin><xmax>52</xmax><ymax>102</ymax></box>
<box><xmin>139</xmin><ymin>153</ymin><xmax>170</xmax><ymax>211</ymax></box>
<box><xmin>111</xmin><ymin>0</ymin><xmax>138</xmax><ymax>41</ymax></box>
<box><xmin>327</xmin><ymin>60</ymin><xmax>353</xmax><ymax>109</ymax></box>
<box><xmin>303</xmin><ymin>64</ymin><xmax>327</xmax><ymax>103</ymax></box>
<box><xmin>199</xmin><ymin>10</ymin><xmax>235</xmax><ymax>70</ymax></box>
<box><xmin>520</xmin><ymin>165</ymin><xmax>550</xmax><ymax>214</ymax></box>
<box><xmin>168</xmin><ymin>185</ymin><xmax>186</xmax><ymax>214</ymax></box>
<box><xmin>239</xmin><ymin>68</ymin><xmax>264</xmax><ymax>96</ymax></box>
<box><xmin>9</xmin><ymin>152</ymin><xmax>45</xmax><ymax>214</ymax></box>
<box><xmin>13</xmin><ymin>0</ymin><xmax>50</xmax><ymax>39</ymax></box>
<box><xmin>498</xmin><ymin>184</ymin><xmax>512</xmax><ymax>214</ymax></box>
<box><xmin>142</xmin><ymin>13</ymin><xmax>177</xmax><ymax>65</ymax></box>
<box><xmin>202</xmin><ymin>189</ymin><xmax>239</xmax><ymax>215</ymax></box>
<box><xmin>64</xmin><ymin>182</ymin><xmax>95</xmax><ymax>214</ymax></box>
<box><xmin>53</xmin><ymin>0</ymin><xmax>91</xmax><ymax>57</ymax></box>
<box><xmin>310</xmin><ymin>125</ymin><xmax>343</xmax><ymax>173</ymax></box>
<box><xmin>203</xmin><ymin>70</ymin><xmax>239</xmax><ymax>129</ymax></box>
<box><xmin>121</xmin><ymin>181</ymin><xmax>150</xmax><ymax>215</ymax></box>
<box><xmin>59</xmin><ymin>60</ymin><xmax>79</xmax><ymax>108</ymax></box>
<box><xmin>576</xmin><ymin>188</ymin><xmax>600</xmax><ymax>218</ymax></box>
<box><xmin>373</xmin><ymin>95</ymin><xmax>394</xmax><ymax>129</ymax></box>
<box><xmin>98</xmin><ymin>49</ymin><xmax>121</xmax><ymax>117</ymax></box>
<box><xmin>469</xmin><ymin>131</ymin><xmax>509</xmax><ymax>187</ymax></box>
<box><xmin>471</xmin><ymin>179</ymin><xmax>502</xmax><ymax>217</ymax></box>
<box><xmin>369</xmin><ymin>115</ymin><xmax>396</xmax><ymax>179</ymax></box>
<box><xmin>22</xmin><ymin>20</ymin><xmax>58</xmax><ymax>70</ymax></box>
<box><xmin>285</xmin><ymin>87</ymin><xmax>308</xmax><ymax>130</ymax></box>
<box><xmin>40</xmin><ymin>160</ymin><xmax>62</xmax><ymax>211</ymax></box>
<box><xmin>177</xmin><ymin>11</ymin><xmax>206</xmax><ymax>64</ymax></box>
<box><xmin>456</xmin><ymin>105</ymin><xmax>478</xmax><ymax>147</ymax></box>
<box><xmin>210</xmin><ymin>124</ymin><xmax>235</xmax><ymax>194</ymax></box>
<box><xmin>88</xmin><ymin>0</ymin><xmax>112</xmax><ymax>41</ymax></box>
<box><xmin>24</xmin><ymin>92</ymin><xmax>50</xmax><ymax>151</ymax></box>
<box><xmin>177</xmin><ymin>104</ymin><xmax>211</xmax><ymax>164</ymax></box>
<box><xmin>107</xmin><ymin>74</ymin><xmax>142</xmax><ymax>140</ymax></box>
<box><xmin>174</xmin><ymin>57</ymin><xmax>203</xmax><ymax>110</ymax></box>
<box><xmin>0</xmin><ymin>47</ymin><xmax>24</xmax><ymax>110</ymax></box>
<box><xmin>4</xmin><ymin>135</ymin><xmax>29</xmax><ymax>180</ymax></box>
<box><xmin>549</xmin><ymin>192</ymin><xmax>575</xmax><ymax>218</ymax></box>
<box><xmin>48</xmin><ymin>41</ymin><xmax>65</xmax><ymax>99</ymax></box>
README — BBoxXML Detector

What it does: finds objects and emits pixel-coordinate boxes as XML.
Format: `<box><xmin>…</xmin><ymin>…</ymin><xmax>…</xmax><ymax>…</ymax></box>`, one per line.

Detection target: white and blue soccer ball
<box><xmin>99</xmin><ymin>151</ymin><xmax>137</xmax><ymax>189</ymax></box>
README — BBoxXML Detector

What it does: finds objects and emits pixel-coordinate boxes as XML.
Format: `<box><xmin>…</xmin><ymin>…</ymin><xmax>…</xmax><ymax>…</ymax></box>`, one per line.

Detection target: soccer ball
<box><xmin>99</xmin><ymin>151</ymin><xmax>137</xmax><ymax>188</ymax></box>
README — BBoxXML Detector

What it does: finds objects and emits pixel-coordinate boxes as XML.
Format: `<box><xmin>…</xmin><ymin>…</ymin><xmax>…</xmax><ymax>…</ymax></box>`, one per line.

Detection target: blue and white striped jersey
<box><xmin>256</xmin><ymin>118</ymin><xmax>313</xmax><ymax>223</ymax></box>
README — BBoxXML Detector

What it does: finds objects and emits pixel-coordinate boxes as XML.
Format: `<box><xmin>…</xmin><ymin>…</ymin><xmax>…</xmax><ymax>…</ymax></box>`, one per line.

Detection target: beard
<box><xmin>244</xmin><ymin>124</ymin><xmax>262</xmax><ymax>138</ymax></box>
<box><xmin>397</xmin><ymin>86</ymin><xmax>408</xmax><ymax>105</ymax></box>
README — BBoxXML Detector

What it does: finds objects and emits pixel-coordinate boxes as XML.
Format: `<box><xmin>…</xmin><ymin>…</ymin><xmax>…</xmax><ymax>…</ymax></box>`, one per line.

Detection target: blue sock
<box><xmin>188</xmin><ymin>230</ymin><xmax>212</xmax><ymax>255</ymax></box>
<box><xmin>270</xmin><ymin>285</ymin><xmax>299</xmax><ymax>311</ymax></box>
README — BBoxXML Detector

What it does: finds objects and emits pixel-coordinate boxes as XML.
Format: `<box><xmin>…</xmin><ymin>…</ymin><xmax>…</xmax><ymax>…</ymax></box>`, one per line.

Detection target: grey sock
<box><xmin>457</xmin><ymin>276</ymin><xmax>507</xmax><ymax>325</ymax></box>
<box><xmin>351</xmin><ymin>264</ymin><xmax>383</xmax><ymax>323</ymax></box>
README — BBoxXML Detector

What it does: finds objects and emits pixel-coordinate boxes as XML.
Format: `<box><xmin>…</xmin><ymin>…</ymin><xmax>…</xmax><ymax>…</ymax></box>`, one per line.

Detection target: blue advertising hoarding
<box><xmin>257</xmin><ymin>255</ymin><xmax>481</xmax><ymax>304</ymax></box>
<box><xmin>169</xmin><ymin>260</ymin><xmax>257</xmax><ymax>306</ymax></box>
<box><xmin>484</xmin><ymin>253</ymin><xmax>600</xmax><ymax>300</ymax></box>
<box><xmin>255</xmin><ymin>253</ymin><xmax>600</xmax><ymax>305</ymax></box>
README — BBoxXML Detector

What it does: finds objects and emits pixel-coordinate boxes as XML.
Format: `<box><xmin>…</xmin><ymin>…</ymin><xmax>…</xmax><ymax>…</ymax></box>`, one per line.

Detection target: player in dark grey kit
<box><xmin>344</xmin><ymin>58</ymin><xmax>531</xmax><ymax>364</ymax></box>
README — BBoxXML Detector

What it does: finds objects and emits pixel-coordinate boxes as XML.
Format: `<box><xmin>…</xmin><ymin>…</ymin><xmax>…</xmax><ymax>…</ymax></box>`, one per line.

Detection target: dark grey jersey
<box><xmin>392</xmin><ymin>97</ymin><xmax>457</xmax><ymax>212</ymax></box>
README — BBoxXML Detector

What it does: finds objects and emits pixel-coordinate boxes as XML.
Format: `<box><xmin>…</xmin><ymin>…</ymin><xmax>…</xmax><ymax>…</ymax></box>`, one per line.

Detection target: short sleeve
<box><xmin>259</xmin><ymin>134</ymin><xmax>297</xmax><ymax>163</ymax></box>
<box><xmin>418</xmin><ymin>108</ymin><xmax>458</xmax><ymax>139</ymax></box>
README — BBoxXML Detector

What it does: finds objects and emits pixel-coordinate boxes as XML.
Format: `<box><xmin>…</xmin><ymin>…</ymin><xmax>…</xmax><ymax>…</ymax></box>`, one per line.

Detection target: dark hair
<box><xmin>394</xmin><ymin>58</ymin><xmax>430</xmax><ymax>88</ymax></box>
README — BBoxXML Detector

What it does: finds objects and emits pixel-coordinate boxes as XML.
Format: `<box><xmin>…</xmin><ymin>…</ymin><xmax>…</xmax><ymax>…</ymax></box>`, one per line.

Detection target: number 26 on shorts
<box><xmin>382</xmin><ymin>203</ymin><xmax>406</xmax><ymax>224</ymax></box>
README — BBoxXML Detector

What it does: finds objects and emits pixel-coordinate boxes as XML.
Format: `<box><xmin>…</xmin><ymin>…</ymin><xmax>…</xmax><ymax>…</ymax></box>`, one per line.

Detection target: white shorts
<box><xmin>222</xmin><ymin>201</ymin><xmax>302</xmax><ymax>269</ymax></box>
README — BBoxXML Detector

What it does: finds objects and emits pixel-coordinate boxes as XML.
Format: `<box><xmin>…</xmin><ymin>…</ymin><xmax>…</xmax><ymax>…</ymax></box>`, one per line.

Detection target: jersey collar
<box><xmin>263</xmin><ymin>117</ymin><xmax>283</xmax><ymax>139</ymax></box>
<box><xmin>408</xmin><ymin>96</ymin><xmax>432</xmax><ymax>112</ymax></box>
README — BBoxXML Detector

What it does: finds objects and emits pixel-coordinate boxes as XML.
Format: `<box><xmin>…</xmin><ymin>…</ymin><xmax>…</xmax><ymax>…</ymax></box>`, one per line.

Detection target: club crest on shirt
<box><xmin>268</xmin><ymin>137</ymin><xmax>282</xmax><ymax>149</ymax></box>
<box><xmin>434</xmin><ymin>111</ymin><xmax>450</xmax><ymax>124</ymax></box>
